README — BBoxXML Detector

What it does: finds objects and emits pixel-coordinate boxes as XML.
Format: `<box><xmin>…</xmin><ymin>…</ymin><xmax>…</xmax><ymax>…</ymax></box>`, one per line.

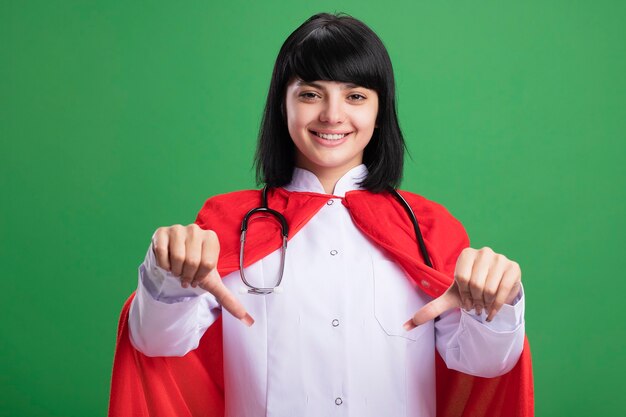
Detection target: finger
<box><xmin>152</xmin><ymin>228</ymin><xmax>171</xmax><ymax>271</ymax></box>
<box><xmin>191</xmin><ymin>230</ymin><xmax>219</xmax><ymax>288</ymax></box>
<box><xmin>199</xmin><ymin>270</ymin><xmax>254</xmax><ymax>327</ymax></box>
<box><xmin>404</xmin><ymin>286</ymin><xmax>461</xmax><ymax>331</ymax></box>
<box><xmin>483</xmin><ymin>254</ymin><xmax>508</xmax><ymax>312</ymax></box>
<box><xmin>486</xmin><ymin>263</ymin><xmax>521</xmax><ymax>322</ymax></box>
<box><xmin>168</xmin><ymin>225</ymin><xmax>186</xmax><ymax>277</ymax></box>
<box><xmin>180</xmin><ymin>225</ymin><xmax>203</xmax><ymax>288</ymax></box>
<box><xmin>504</xmin><ymin>262</ymin><xmax>522</xmax><ymax>305</ymax></box>
<box><xmin>454</xmin><ymin>249</ymin><xmax>475</xmax><ymax>311</ymax></box>
<box><xmin>468</xmin><ymin>249</ymin><xmax>493</xmax><ymax>315</ymax></box>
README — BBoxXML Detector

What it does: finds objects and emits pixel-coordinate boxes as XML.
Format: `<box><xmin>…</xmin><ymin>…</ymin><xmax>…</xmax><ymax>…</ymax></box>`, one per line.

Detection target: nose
<box><xmin>319</xmin><ymin>97</ymin><xmax>345</xmax><ymax>124</ymax></box>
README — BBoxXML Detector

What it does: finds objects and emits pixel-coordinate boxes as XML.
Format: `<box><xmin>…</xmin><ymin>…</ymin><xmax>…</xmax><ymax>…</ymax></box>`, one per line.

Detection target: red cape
<box><xmin>108</xmin><ymin>188</ymin><xmax>534</xmax><ymax>417</ymax></box>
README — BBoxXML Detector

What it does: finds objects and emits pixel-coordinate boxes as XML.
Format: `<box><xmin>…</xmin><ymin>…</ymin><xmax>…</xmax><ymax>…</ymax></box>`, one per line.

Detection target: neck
<box><xmin>315</xmin><ymin>170</ymin><xmax>345</xmax><ymax>195</ymax></box>
<box><xmin>295</xmin><ymin>161</ymin><xmax>362</xmax><ymax>195</ymax></box>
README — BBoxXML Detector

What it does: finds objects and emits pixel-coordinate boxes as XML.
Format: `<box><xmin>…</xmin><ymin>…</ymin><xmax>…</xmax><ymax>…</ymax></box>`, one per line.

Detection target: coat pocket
<box><xmin>372</xmin><ymin>259</ymin><xmax>432</xmax><ymax>342</ymax></box>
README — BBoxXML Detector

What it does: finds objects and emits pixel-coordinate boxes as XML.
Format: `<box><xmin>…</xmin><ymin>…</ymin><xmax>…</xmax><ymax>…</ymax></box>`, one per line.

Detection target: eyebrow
<box><xmin>296</xmin><ymin>80</ymin><xmax>360</xmax><ymax>90</ymax></box>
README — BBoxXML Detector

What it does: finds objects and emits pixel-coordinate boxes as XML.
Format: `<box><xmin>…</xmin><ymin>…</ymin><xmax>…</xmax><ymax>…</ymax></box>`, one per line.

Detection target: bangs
<box><xmin>287</xmin><ymin>25</ymin><xmax>383</xmax><ymax>90</ymax></box>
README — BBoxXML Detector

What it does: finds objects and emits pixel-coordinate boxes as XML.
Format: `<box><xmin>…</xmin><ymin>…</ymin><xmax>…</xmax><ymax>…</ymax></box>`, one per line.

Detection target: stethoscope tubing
<box><xmin>238</xmin><ymin>185</ymin><xmax>432</xmax><ymax>294</ymax></box>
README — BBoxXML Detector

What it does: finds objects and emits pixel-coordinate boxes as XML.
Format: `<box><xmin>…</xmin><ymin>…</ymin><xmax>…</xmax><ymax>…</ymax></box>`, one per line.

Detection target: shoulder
<box><xmin>396</xmin><ymin>190</ymin><xmax>462</xmax><ymax>223</ymax></box>
<box><xmin>395</xmin><ymin>189</ymin><xmax>469</xmax><ymax>243</ymax></box>
<box><xmin>346</xmin><ymin>189</ymin><xmax>469</xmax><ymax>272</ymax></box>
<box><xmin>199</xmin><ymin>189</ymin><xmax>261</xmax><ymax>207</ymax></box>
<box><xmin>396</xmin><ymin>190</ymin><xmax>470</xmax><ymax>273</ymax></box>
<box><xmin>346</xmin><ymin>188</ymin><xmax>467</xmax><ymax>239</ymax></box>
<box><xmin>194</xmin><ymin>189</ymin><xmax>261</xmax><ymax>229</ymax></box>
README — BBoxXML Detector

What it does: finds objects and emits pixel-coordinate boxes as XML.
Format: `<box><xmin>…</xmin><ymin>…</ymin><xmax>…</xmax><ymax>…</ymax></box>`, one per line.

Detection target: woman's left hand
<box><xmin>404</xmin><ymin>247</ymin><xmax>522</xmax><ymax>331</ymax></box>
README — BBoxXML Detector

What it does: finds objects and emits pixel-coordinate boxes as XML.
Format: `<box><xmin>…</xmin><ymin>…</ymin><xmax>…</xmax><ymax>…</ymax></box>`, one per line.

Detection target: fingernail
<box><xmin>181</xmin><ymin>282</ymin><xmax>188</xmax><ymax>288</ymax></box>
<box><xmin>241</xmin><ymin>313</ymin><xmax>255</xmax><ymax>327</ymax></box>
<box><xmin>403</xmin><ymin>320</ymin><xmax>416</xmax><ymax>331</ymax></box>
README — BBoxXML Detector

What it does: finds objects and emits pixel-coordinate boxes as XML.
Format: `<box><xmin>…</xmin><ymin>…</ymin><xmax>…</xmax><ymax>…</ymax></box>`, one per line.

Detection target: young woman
<box><xmin>110</xmin><ymin>12</ymin><xmax>533</xmax><ymax>417</ymax></box>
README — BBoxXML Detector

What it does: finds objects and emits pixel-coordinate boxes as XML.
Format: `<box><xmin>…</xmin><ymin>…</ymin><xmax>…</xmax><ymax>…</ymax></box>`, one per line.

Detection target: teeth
<box><xmin>315</xmin><ymin>132</ymin><xmax>348</xmax><ymax>140</ymax></box>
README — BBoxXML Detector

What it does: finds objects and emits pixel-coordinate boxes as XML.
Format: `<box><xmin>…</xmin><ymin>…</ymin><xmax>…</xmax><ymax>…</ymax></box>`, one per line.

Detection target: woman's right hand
<box><xmin>151</xmin><ymin>224</ymin><xmax>254</xmax><ymax>327</ymax></box>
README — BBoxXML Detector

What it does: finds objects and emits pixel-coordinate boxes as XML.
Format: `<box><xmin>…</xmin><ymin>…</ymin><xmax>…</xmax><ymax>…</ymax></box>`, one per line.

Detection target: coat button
<box><xmin>335</xmin><ymin>397</ymin><xmax>343</xmax><ymax>405</ymax></box>
<box><xmin>330</xmin><ymin>249</ymin><xmax>338</xmax><ymax>256</ymax></box>
<box><xmin>327</xmin><ymin>199</ymin><xmax>334</xmax><ymax>205</ymax></box>
<box><xmin>332</xmin><ymin>319</ymin><xmax>339</xmax><ymax>327</ymax></box>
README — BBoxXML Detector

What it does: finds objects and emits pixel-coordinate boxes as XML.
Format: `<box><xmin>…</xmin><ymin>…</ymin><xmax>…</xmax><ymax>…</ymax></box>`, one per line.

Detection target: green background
<box><xmin>2</xmin><ymin>0</ymin><xmax>624</xmax><ymax>416</ymax></box>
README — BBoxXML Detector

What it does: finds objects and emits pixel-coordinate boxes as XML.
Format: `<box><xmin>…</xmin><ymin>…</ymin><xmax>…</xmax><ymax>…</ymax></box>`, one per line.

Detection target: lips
<box><xmin>308</xmin><ymin>130</ymin><xmax>351</xmax><ymax>148</ymax></box>
<box><xmin>310</xmin><ymin>130</ymin><xmax>352</xmax><ymax>141</ymax></box>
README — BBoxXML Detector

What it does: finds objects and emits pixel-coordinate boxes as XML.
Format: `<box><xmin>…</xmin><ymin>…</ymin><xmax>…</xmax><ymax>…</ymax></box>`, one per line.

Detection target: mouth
<box><xmin>309</xmin><ymin>130</ymin><xmax>352</xmax><ymax>141</ymax></box>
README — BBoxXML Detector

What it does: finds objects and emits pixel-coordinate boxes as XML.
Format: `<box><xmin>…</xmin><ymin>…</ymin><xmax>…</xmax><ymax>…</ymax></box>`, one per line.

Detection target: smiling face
<box><xmin>284</xmin><ymin>78</ymin><xmax>379</xmax><ymax>182</ymax></box>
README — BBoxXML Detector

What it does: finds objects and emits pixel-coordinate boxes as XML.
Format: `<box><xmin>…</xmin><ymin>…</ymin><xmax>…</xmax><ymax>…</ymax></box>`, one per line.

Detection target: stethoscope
<box><xmin>239</xmin><ymin>186</ymin><xmax>432</xmax><ymax>295</ymax></box>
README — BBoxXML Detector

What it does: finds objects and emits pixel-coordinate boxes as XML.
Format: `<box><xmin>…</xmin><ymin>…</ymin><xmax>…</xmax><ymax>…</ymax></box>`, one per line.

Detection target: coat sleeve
<box><xmin>128</xmin><ymin>244</ymin><xmax>222</xmax><ymax>357</ymax></box>
<box><xmin>126</xmin><ymin>192</ymin><xmax>243</xmax><ymax>358</ymax></box>
<box><xmin>426</xmin><ymin>201</ymin><xmax>526</xmax><ymax>377</ymax></box>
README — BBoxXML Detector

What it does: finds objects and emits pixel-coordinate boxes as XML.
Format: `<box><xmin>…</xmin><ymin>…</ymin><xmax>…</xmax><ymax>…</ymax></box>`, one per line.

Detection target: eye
<box><xmin>299</xmin><ymin>91</ymin><xmax>320</xmax><ymax>100</ymax></box>
<box><xmin>348</xmin><ymin>93</ymin><xmax>366</xmax><ymax>101</ymax></box>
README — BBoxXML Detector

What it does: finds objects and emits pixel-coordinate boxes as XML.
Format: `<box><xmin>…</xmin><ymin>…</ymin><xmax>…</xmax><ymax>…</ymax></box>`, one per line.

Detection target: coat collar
<box><xmin>283</xmin><ymin>164</ymin><xmax>368</xmax><ymax>197</ymax></box>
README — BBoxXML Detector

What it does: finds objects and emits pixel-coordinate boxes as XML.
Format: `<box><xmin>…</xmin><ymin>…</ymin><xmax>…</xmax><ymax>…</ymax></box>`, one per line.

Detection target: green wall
<box><xmin>2</xmin><ymin>1</ymin><xmax>624</xmax><ymax>416</ymax></box>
